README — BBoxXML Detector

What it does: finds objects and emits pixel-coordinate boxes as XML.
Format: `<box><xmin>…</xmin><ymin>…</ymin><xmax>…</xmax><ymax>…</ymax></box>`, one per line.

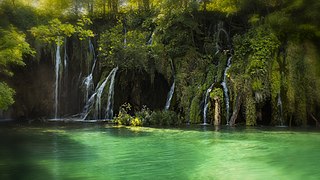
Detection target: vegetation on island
<box><xmin>1</xmin><ymin>0</ymin><xmax>320</xmax><ymax>127</ymax></box>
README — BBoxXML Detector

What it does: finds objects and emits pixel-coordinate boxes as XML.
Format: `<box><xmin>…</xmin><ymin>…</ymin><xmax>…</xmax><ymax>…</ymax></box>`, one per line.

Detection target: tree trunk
<box><xmin>214</xmin><ymin>98</ymin><xmax>221</xmax><ymax>126</ymax></box>
<box><xmin>229</xmin><ymin>93</ymin><xmax>242</xmax><ymax>126</ymax></box>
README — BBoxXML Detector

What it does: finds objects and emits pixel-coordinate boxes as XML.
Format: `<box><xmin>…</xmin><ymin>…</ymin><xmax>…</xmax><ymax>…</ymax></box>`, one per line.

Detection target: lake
<box><xmin>1</xmin><ymin>122</ymin><xmax>320</xmax><ymax>179</ymax></box>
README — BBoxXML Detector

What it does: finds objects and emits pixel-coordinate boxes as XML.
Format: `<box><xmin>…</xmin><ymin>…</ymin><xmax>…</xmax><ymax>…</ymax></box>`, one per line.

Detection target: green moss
<box><xmin>270</xmin><ymin>57</ymin><xmax>281</xmax><ymax>100</ymax></box>
<box><xmin>150</xmin><ymin>110</ymin><xmax>179</xmax><ymax>126</ymax></box>
<box><xmin>210</xmin><ymin>88</ymin><xmax>224</xmax><ymax>100</ymax></box>
<box><xmin>189</xmin><ymin>96</ymin><xmax>201</xmax><ymax>124</ymax></box>
<box><xmin>245</xmin><ymin>92</ymin><xmax>257</xmax><ymax>126</ymax></box>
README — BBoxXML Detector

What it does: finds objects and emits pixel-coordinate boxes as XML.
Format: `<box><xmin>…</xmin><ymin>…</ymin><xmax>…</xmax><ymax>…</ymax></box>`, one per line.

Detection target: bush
<box><xmin>130</xmin><ymin>117</ymin><xmax>143</xmax><ymax>126</ymax></box>
<box><xmin>135</xmin><ymin>105</ymin><xmax>152</xmax><ymax>125</ymax></box>
<box><xmin>150</xmin><ymin>110</ymin><xmax>180</xmax><ymax>126</ymax></box>
<box><xmin>114</xmin><ymin>103</ymin><xmax>133</xmax><ymax>126</ymax></box>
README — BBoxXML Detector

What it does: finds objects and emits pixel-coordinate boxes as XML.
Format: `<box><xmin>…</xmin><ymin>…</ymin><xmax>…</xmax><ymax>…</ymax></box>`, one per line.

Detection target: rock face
<box><xmin>3</xmin><ymin>40</ymin><xmax>85</xmax><ymax>119</ymax></box>
<box><xmin>114</xmin><ymin>70</ymin><xmax>170</xmax><ymax>114</ymax></box>
<box><xmin>1</xmin><ymin>42</ymin><xmax>170</xmax><ymax>120</ymax></box>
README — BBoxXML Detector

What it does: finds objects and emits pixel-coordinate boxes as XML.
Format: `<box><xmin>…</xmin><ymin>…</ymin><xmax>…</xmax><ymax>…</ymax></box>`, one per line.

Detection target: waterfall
<box><xmin>165</xmin><ymin>59</ymin><xmax>175</xmax><ymax>110</ymax></box>
<box><xmin>54</xmin><ymin>38</ymin><xmax>61</xmax><ymax>119</ymax></box>
<box><xmin>277</xmin><ymin>93</ymin><xmax>284</xmax><ymax>126</ymax></box>
<box><xmin>105</xmin><ymin>67</ymin><xmax>118</xmax><ymax>119</ymax></box>
<box><xmin>64</xmin><ymin>37</ymin><xmax>68</xmax><ymax>71</ymax></box>
<box><xmin>94</xmin><ymin>75</ymin><xmax>111</xmax><ymax>119</ymax></box>
<box><xmin>165</xmin><ymin>80</ymin><xmax>175</xmax><ymax>110</ymax></box>
<box><xmin>83</xmin><ymin>39</ymin><xmax>97</xmax><ymax>103</ymax></box>
<box><xmin>81</xmin><ymin>92</ymin><xmax>97</xmax><ymax>120</ymax></box>
<box><xmin>124</xmin><ymin>27</ymin><xmax>127</xmax><ymax>47</ymax></box>
<box><xmin>203</xmin><ymin>83</ymin><xmax>214</xmax><ymax>125</ymax></box>
<box><xmin>82</xmin><ymin>67</ymin><xmax>118</xmax><ymax>120</ymax></box>
<box><xmin>147</xmin><ymin>31</ymin><xmax>154</xmax><ymax>45</ymax></box>
<box><xmin>216</xmin><ymin>22</ymin><xmax>230</xmax><ymax>54</ymax></box>
<box><xmin>221</xmin><ymin>56</ymin><xmax>232</xmax><ymax>125</ymax></box>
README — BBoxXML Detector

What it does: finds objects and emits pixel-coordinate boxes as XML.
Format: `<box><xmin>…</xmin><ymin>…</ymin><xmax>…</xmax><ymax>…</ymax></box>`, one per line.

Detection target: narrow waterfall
<box><xmin>147</xmin><ymin>31</ymin><xmax>154</xmax><ymax>45</ymax></box>
<box><xmin>63</xmin><ymin>37</ymin><xmax>68</xmax><ymax>71</ymax></box>
<box><xmin>215</xmin><ymin>22</ymin><xmax>230</xmax><ymax>55</ymax></box>
<box><xmin>83</xmin><ymin>39</ymin><xmax>97</xmax><ymax>103</ymax></box>
<box><xmin>124</xmin><ymin>27</ymin><xmax>127</xmax><ymax>47</ymax></box>
<box><xmin>82</xmin><ymin>67</ymin><xmax>118</xmax><ymax>120</ymax></box>
<box><xmin>105</xmin><ymin>67</ymin><xmax>118</xmax><ymax>119</ymax></box>
<box><xmin>203</xmin><ymin>83</ymin><xmax>214</xmax><ymax>125</ymax></box>
<box><xmin>165</xmin><ymin>59</ymin><xmax>175</xmax><ymax>110</ymax></box>
<box><xmin>81</xmin><ymin>92</ymin><xmax>97</xmax><ymax>120</ymax></box>
<box><xmin>221</xmin><ymin>56</ymin><xmax>232</xmax><ymax>125</ymax></box>
<box><xmin>165</xmin><ymin>80</ymin><xmax>175</xmax><ymax>110</ymax></box>
<box><xmin>94</xmin><ymin>75</ymin><xmax>111</xmax><ymax>119</ymax></box>
<box><xmin>54</xmin><ymin>38</ymin><xmax>61</xmax><ymax>119</ymax></box>
<box><xmin>277</xmin><ymin>93</ymin><xmax>284</xmax><ymax>126</ymax></box>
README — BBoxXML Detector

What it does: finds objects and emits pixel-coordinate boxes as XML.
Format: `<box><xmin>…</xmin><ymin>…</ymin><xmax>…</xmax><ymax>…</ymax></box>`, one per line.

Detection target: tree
<box><xmin>0</xmin><ymin>26</ymin><xmax>34</xmax><ymax>110</ymax></box>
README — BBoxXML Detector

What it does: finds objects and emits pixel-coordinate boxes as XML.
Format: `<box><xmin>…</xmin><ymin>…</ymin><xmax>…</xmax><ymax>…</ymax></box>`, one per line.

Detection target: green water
<box><xmin>1</xmin><ymin>123</ymin><xmax>320</xmax><ymax>180</ymax></box>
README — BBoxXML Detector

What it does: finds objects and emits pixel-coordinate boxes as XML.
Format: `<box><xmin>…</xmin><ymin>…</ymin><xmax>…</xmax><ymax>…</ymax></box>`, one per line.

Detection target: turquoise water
<box><xmin>1</xmin><ymin>123</ymin><xmax>320</xmax><ymax>179</ymax></box>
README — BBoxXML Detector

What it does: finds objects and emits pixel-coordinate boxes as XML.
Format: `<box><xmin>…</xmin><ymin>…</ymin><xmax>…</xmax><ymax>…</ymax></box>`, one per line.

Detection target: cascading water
<box><xmin>64</xmin><ymin>37</ymin><xmax>68</xmax><ymax>71</ymax></box>
<box><xmin>105</xmin><ymin>67</ymin><xmax>118</xmax><ymax>119</ymax></box>
<box><xmin>221</xmin><ymin>56</ymin><xmax>232</xmax><ymax>125</ymax></box>
<box><xmin>54</xmin><ymin>38</ymin><xmax>61</xmax><ymax>119</ymax></box>
<box><xmin>82</xmin><ymin>67</ymin><xmax>118</xmax><ymax>120</ymax></box>
<box><xmin>124</xmin><ymin>27</ymin><xmax>127</xmax><ymax>47</ymax></box>
<box><xmin>215</xmin><ymin>22</ymin><xmax>230</xmax><ymax>55</ymax></box>
<box><xmin>81</xmin><ymin>92</ymin><xmax>97</xmax><ymax>120</ymax></box>
<box><xmin>147</xmin><ymin>31</ymin><xmax>154</xmax><ymax>45</ymax></box>
<box><xmin>277</xmin><ymin>93</ymin><xmax>284</xmax><ymax>126</ymax></box>
<box><xmin>165</xmin><ymin>80</ymin><xmax>175</xmax><ymax>110</ymax></box>
<box><xmin>203</xmin><ymin>83</ymin><xmax>214</xmax><ymax>125</ymax></box>
<box><xmin>94</xmin><ymin>75</ymin><xmax>111</xmax><ymax>119</ymax></box>
<box><xmin>165</xmin><ymin>59</ymin><xmax>175</xmax><ymax>110</ymax></box>
<box><xmin>83</xmin><ymin>39</ymin><xmax>97</xmax><ymax>103</ymax></box>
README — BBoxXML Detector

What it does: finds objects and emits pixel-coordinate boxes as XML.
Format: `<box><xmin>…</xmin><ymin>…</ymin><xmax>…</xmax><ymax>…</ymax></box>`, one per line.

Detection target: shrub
<box><xmin>135</xmin><ymin>105</ymin><xmax>152</xmax><ymax>125</ymax></box>
<box><xmin>114</xmin><ymin>103</ymin><xmax>133</xmax><ymax>126</ymax></box>
<box><xmin>130</xmin><ymin>117</ymin><xmax>143</xmax><ymax>126</ymax></box>
<box><xmin>150</xmin><ymin>110</ymin><xmax>180</xmax><ymax>126</ymax></box>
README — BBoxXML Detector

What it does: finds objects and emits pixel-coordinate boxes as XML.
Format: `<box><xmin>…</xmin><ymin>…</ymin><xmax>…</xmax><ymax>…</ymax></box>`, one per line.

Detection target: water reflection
<box><xmin>1</xmin><ymin>123</ymin><xmax>320</xmax><ymax>179</ymax></box>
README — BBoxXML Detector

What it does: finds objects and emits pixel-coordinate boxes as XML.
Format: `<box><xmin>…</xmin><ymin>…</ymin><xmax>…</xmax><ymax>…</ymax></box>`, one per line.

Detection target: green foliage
<box><xmin>189</xmin><ymin>96</ymin><xmax>201</xmax><ymax>124</ymax></box>
<box><xmin>284</xmin><ymin>40</ymin><xmax>320</xmax><ymax>126</ymax></box>
<box><xmin>30</xmin><ymin>17</ymin><xmax>93</xmax><ymax>45</ymax></box>
<box><xmin>75</xmin><ymin>16</ymin><xmax>94</xmax><ymax>40</ymax></box>
<box><xmin>98</xmin><ymin>22</ymin><xmax>149</xmax><ymax>70</ymax></box>
<box><xmin>231</xmin><ymin>25</ymin><xmax>280</xmax><ymax>104</ymax></box>
<box><xmin>0</xmin><ymin>83</ymin><xmax>15</xmax><ymax>110</ymax></box>
<box><xmin>135</xmin><ymin>105</ymin><xmax>152</xmax><ymax>125</ymax></box>
<box><xmin>0</xmin><ymin>26</ymin><xmax>35</xmax><ymax>76</ymax></box>
<box><xmin>205</xmin><ymin>0</ymin><xmax>239</xmax><ymax>15</ymax></box>
<box><xmin>30</xmin><ymin>18</ymin><xmax>75</xmax><ymax>44</ymax></box>
<box><xmin>150</xmin><ymin>110</ymin><xmax>179</xmax><ymax>126</ymax></box>
<box><xmin>245</xmin><ymin>92</ymin><xmax>256</xmax><ymax>126</ymax></box>
<box><xmin>114</xmin><ymin>103</ymin><xmax>133</xmax><ymax>126</ymax></box>
<box><xmin>270</xmin><ymin>57</ymin><xmax>281</xmax><ymax>100</ymax></box>
<box><xmin>130</xmin><ymin>117</ymin><xmax>143</xmax><ymax>126</ymax></box>
<box><xmin>0</xmin><ymin>26</ymin><xmax>34</xmax><ymax>110</ymax></box>
<box><xmin>210</xmin><ymin>88</ymin><xmax>223</xmax><ymax>100</ymax></box>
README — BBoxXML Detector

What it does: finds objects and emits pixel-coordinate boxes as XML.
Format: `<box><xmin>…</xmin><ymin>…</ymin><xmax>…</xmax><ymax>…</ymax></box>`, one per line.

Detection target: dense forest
<box><xmin>1</xmin><ymin>0</ymin><xmax>320</xmax><ymax>127</ymax></box>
